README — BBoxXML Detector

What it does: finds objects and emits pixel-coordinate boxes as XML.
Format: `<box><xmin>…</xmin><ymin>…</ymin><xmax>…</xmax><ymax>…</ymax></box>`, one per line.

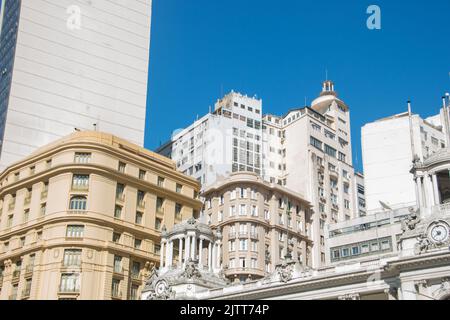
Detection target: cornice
<box><xmin>0</xmin><ymin>163</ymin><xmax>203</xmax><ymax>209</ymax></box>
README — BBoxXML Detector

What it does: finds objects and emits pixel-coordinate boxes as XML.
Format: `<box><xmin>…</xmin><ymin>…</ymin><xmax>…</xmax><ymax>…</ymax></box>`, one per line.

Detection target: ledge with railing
<box><xmin>59</xmin><ymin>287</ymin><xmax>80</xmax><ymax>294</ymax></box>
<box><xmin>22</xmin><ymin>289</ymin><xmax>31</xmax><ymax>298</ymax></box>
<box><xmin>111</xmin><ymin>290</ymin><xmax>122</xmax><ymax>299</ymax></box>
<box><xmin>12</xmin><ymin>270</ymin><xmax>21</xmax><ymax>280</ymax></box>
<box><xmin>71</xmin><ymin>184</ymin><xmax>89</xmax><ymax>191</ymax></box>
<box><xmin>25</xmin><ymin>264</ymin><xmax>34</xmax><ymax>275</ymax></box>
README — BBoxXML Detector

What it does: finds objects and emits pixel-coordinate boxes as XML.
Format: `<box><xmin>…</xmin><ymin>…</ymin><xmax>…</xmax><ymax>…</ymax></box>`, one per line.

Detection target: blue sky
<box><xmin>144</xmin><ymin>0</ymin><xmax>450</xmax><ymax>172</ymax></box>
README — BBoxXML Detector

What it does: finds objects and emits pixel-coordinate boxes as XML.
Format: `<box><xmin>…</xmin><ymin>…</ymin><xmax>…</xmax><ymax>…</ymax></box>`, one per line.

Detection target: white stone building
<box><xmin>0</xmin><ymin>0</ymin><xmax>152</xmax><ymax>171</ymax></box>
<box><xmin>362</xmin><ymin>98</ymin><xmax>449</xmax><ymax>213</ymax></box>
<box><xmin>142</xmin><ymin>143</ymin><xmax>450</xmax><ymax>300</ymax></box>
<box><xmin>157</xmin><ymin>91</ymin><xmax>263</xmax><ymax>188</ymax></box>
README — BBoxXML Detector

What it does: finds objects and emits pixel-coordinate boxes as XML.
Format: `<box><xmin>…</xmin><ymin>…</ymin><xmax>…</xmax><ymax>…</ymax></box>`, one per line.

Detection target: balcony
<box><xmin>115</xmin><ymin>194</ymin><xmax>125</xmax><ymax>202</ymax></box>
<box><xmin>137</xmin><ymin>200</ymin><xmax>146</xmax><ymax>210</ymax></box>
<box><xmin>9</xmin><ymin>294</ymin><xmax>17</xmax><ymax>300</ymax></box>
<box><xmin>12</xmin><ymin>270</ymin><xmax>21</xmax><ymax>280</ymax></box>
<box><xmin>113</xmin><ymin>267</ymin><xmax>125</xmax><ymax>277</ymax></box>
<box><xmin>41</xmin><ymin>191</ymin><xmax>48</xmax><ymax>199</ymax></box>
<box><xmin>22</xmin><ymin>289</ymin><xmax>31</xmax><ymax>299</ymax></box>
<box><xmin>24</xmin><ymin>196</ymin><xmax>31</xmax><ymax>206</ymax></box>
<box><xmin>156</xmin><ymin>207</ymin><xmax>165</xmax><ymax>215</ymax></box>
<box><xmin>111</xmin><ymin>290</ymin><xmax>122</xmax><ymax>300</ymax></box>
<box><xmin>131</xmin><ymin>273</ymin><xmax>141</xmax><ymax>282</ymax></box>
<box><xmin>59</xmin><ymin>287</ymin><xmax>80</xmax><ymax>294</ymax></box>
<box><xmin>8</xmin><ymin>203</ymin><xmax>15</xmax><ymax>211</ymax></box>
<box><xmin>250</xmin><ymin>232</ymin><xmax>258</xmax><ymax>239</ymax></box>
<box><xmin>67</xmin><ymin>209</ymin><xmax>87</xmax><ymax>215</ymax></box>
<box><xmin>228</xmin><ymin>232</ymin><xmax>237</xmax><ymax>239</ymax></box>
<box><xmin>238</xmin><ymin>232</ymin><xmax>248</xmax><ymax>238</ymax></box>
<box><xmin>25</xmin><ymin>265</ymin><xmax>34</xmax><ymax>275</ymax></box>
<box><xmin>71</xmin><ymin>184</ymin><xmax>89</xmax><ymax>191</ymax></box>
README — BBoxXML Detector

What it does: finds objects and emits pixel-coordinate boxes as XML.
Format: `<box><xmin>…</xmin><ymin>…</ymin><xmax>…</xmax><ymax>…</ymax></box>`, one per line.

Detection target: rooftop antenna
<box><xmin>407</xmin><ymin>100</ymin><xmax>418</xmax><ymax>162</ymax></box>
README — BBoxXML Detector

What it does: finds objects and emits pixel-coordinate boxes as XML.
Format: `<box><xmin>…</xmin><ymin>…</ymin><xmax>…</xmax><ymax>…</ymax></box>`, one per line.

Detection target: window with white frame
<box><xmin>66</xmin><ymin>225</ymin><xmax>84</xmax><ymax>238</ymax></box>
<box><xmin>239</xmin><ymin>204</ymin><xmax>247</xmax><ymax>216</ymax></box>
<box><xmin>63</xmin><ymin>249</ymin><xmax>82</xmax><ymax>267</ymax></box>
<box><xmin>60</xmin><ymin>273</ymin><xmax>80</xmax><ymax>292</ymax></box>
<box><xmin>229</xmin><ymin>205</ymin><xmax>236</xmax><ymax>217</ymax></box>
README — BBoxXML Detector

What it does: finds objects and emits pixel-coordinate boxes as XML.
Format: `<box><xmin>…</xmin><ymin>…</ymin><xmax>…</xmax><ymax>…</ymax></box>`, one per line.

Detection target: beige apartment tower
<box><xmin>202</xmin><ymin>173</ymin><xmax>313</xmax><ymax>282</ymax></box>
<box><xmin>0</xmin><ymin>131</ymin><xmax>202</xmax><ymax>300</ymax></box>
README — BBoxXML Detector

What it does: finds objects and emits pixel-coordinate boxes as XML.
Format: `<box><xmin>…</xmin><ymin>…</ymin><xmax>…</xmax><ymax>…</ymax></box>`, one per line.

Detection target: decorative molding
<box><xmin>338</xmin><ymin>293</ymin><xmax>360</xmax><ymax>300</ymax></box>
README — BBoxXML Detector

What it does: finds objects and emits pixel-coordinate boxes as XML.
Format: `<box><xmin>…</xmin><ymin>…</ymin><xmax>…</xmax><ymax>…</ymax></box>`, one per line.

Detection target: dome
<box><xmin>310</xmin><ymin>80</ymin><xmax>348</xmax><ymax>113</ymax></box>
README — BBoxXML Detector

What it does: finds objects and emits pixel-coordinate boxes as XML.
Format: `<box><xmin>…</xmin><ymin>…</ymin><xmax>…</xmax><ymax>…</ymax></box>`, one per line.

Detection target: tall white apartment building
<box><xmin>362</xmin><ymin>99</ymin><xmax>448</xmax><ymax>213</ymax></box>
<box><xmin>0</xmin><ymin>0</ymin><xmax>152</xmax><ymax>171</ymax></box>
<box><xmin>157</xmin><ymin>81</ymin><xmax>359</xmax><ymax>267</ymax></box>
<box><xmin>157</xmin><ymin>91</ymin><xmax>263</xmax><ymax>188</ymax></box>
<box><xmin>262</xmin><ymin>81</ymin><xmax>357</xmax><ymax>266</ymax></box>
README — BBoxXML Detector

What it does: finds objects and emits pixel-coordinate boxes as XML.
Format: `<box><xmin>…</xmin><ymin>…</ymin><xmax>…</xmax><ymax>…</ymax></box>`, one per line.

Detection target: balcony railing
<box><xmin>238</xmin><ymin>232</ymin><xmax>248</xmax><ymax>238</ymax></box>
<box><xmin>24</xmin><ymin>196</ymin><xmax>31</xmax><ymax>205</ymax></box>
<box><xmin>25</xmin><ymin>265</ymin><xmax>34</xmax><ymax>274</ymax></box>
<box><xmin>41</xmin><ymin>191</ymin><xmax>48</xmax><ymax>199</ymax></box>
<box><xmin>137</xmin><ymin>200</ymin><xmax>145</xmax><ymax>209</ymax></box>
<box><xmin>113</xmin><ymin>266</ymin><xmax>124</xmax><ymax>275</ymax></box>
<box><xmin>9</xmin><ymin>294</ymin><xmax>17</xmax><ymax>300</ymax></box>
<box><xmin>12</xmin><ymin>270</ymin><xmax>21</xmax><ymax>279</ymax></box>
<box><xmin>156</xmin><ymin>207</ymin><xmax>165</xmax><ymax>214</ymax></box>
<box><xmin>8</xmin><ymin>203</ymin><xmax>15</xmax><ymax>211</ymax></box>
<box><xmin>111</xmin><ymin>291</ymin><xmax>122</xmax><ymax>299</ymax></box>
<box><xmin>228</xmin><ymin>232</ymin><xmax>236</xmax><ymax>239</ymax></box>
<box><xmin>71</xmin><ymin>184</ymin><xmax>89</xmax><ymax>191</ymax></box>
<box><xmin>131</xmin><ymin>273</ymin><xmax>141</xmax><ymax>281</ymax></box>
<box><xmin>250</xmin><ymin>232</ymin><xmax>258</xmax><ymax>239</ymax></box>
<box><xmin>67</xmin><ymin>209</ymin><xmax>87</xmax><ymax>215</ymax></box>
<box><xmin>59</xmin><ymin>286</ymin><xmax>80</xmax><ymax>294</ymax></box>
<box><xmin>116</xmin><ymin>194</ymin><xmax>125</xmax><ymax>202</ymax></box>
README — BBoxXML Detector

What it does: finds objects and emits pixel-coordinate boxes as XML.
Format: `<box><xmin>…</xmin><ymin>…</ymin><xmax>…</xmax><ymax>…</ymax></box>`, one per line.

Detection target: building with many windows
<box><xmin>157</xmin><ymin>81</ymin><xmax>359</xmax><ymax>268</ymax></box>
<box><xmin>0</xmin><ymin>0</ymin><xmax>152</xmax><ymax>171</ymax></box>
<box><xmin>157</xmin><ymin>91</ymin><xmax>263</xmax><ymax>187</ymax></box>
<box><xmin>202</xmin><ymin>172</ymin><xmax>313</xmax><ymax>282</ymax></box>
<box><xmin>362</xmin><ymin>98</ymin><xmax>448</xmax><ymax>213</ymax></box>
<box><xmin>0</xmin><ymin>131</ymin><xmax>202</xmax><ymax>300</ymax></box>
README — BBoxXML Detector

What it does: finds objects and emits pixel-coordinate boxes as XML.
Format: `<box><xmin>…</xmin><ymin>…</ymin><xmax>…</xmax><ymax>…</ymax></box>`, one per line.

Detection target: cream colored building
<box><xmin>0</xmin><ymin>131</ymin><xmax>202</xmax><ymax>300</ymax></box>
<box><xmin>202</xmin><ymin>173</ymin><xmax>313</xmax><ymax>282</ymax></box>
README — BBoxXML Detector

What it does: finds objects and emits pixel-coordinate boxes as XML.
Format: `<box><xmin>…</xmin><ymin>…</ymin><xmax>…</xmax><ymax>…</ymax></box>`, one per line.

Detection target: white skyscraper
<box><xmin>157</xmin><ymin>91</ymin><xmax>263</xmax><ymax>188</ymax></box>
<box><xmin>0</xmin><ymin>0</ymin><xmax>152</xmax><ymax>171</ymax></box>
<box><xmin>157</xmin><ymin>81</ymin><xmax>359</xmax><ymax>268</ymax></box>
<box><xmin>361</xmin><ymin>99</ymin><xmax>448</xmax><ymax>213</ymax></box>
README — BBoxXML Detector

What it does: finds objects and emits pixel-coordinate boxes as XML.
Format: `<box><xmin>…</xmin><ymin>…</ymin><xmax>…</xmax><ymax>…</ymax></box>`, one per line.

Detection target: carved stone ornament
<box><xmin>147</xmin><ymin>280</ymin><xmax>175</xmax><ymax>300</ymax></box>
<box><xmin>187</xmin><ymin>217</ymin><xmax>196</xmax><ymax>225</ymax></box>
<box><xmin>401</xmin><ymin>207</ymin><xmax>421</xmax><ymax>233</ymax></box>
<box><xmin>441</xmin><ymin>278</ymin><xmax>450</xmax><ymax>291</ymax></box>
<box><xmin>414</xmin><ymin>235</ymin><xmax>432</xmax><ymax>255</ymax></box>
<box><xmin>181</xmin><ymin>258</ymin><xmax>201</xmax><ymax>280</ymax></box>
<box><xmin>141</xmin><ymin>261</ymin><xmax>158</xmax><ymax>281</ymax></box>
<box><xmin>276</xmin><ymin>261</ymin><xmax>294</xmax><ymax>283</ymax></box>
<box><xmin>338</xmin><ymin>293</ymin><xmax>361</xmax><ymax>300</ymax></box>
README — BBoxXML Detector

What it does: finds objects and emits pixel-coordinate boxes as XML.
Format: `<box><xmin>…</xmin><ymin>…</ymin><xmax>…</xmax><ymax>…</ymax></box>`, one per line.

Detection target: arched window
<box><xmin>69</xmin><ymin>196</ymin><xmax>87</xmax><ymax>211</ymax></box>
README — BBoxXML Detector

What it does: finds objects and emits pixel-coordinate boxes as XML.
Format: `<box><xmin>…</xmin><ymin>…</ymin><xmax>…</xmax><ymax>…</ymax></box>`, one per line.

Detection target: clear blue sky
<box><xmin>144</xmin><ymin>0</ymin><xmax>450</xmax><ymax>172</ymax></box>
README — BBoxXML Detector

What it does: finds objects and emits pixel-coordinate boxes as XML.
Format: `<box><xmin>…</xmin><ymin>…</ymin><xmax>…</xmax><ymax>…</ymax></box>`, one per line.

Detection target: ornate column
<box><xmin>432</xmin><ymin>173</ymin><xmax>440</xmax><ymax>206</ymax></box>
<box><xmin>216</xmin><ymin>241</ymin><xmax>221</xmax><ymax>269</ymax></box>
<box><xmin>208</xmin><ymin>242</ymin><xmax>213</xmax><ymax>271</ymax></box>
<box><xmin>160</xmin><ymin>241</ymin><xmax>165</xmax><ymax>268</ymax></box>
<box><xmin>198</xmin><ymin>238</ymin><xmax>204</xmax><ymax>268</ymax></box>
<box><xmin>191</xmin><ymin>234</ymin><xmax>196</xmax><ymax>260</ymax></box>
<box><xmin>425</xmin><ymin>175</ymin><xmax>434</xmax><ymax>209</ymax></box>
<box><xmin>212</xmin><ymin>243</ymin><xmax>217</xmax><ymax>269</ymax></box>
<box><xmin>178</xmin><ymin>237</ymin><xmax>183</xmax><ymax>266</ymax></box>
<box><xmin>415</xmin><ymin>177</ymin><xmax>424</xmax><ymax>208</ymax></box>
<box><xmin>184</xmin><ymin>236</ymin><xmax>191</xmax><ymax>266</ymax></box>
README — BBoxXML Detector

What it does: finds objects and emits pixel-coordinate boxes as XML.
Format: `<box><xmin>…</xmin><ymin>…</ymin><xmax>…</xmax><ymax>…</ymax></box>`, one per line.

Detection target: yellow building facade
<box><xmin>0</xmin><ymin>131</ymin><xmax>202</xmax><ymax>300</ymax></box>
